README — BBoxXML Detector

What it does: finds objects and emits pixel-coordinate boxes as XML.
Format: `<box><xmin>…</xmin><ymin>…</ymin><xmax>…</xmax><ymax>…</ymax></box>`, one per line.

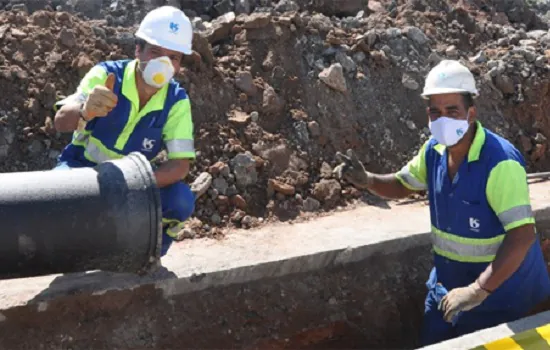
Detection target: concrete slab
<box><xmin>419</xmin><ymin>311</ymin><xmax>550</xmax><ymax>349</ymax></box>
<box><xmin>0</xmin><ymin>180</ymin><xmax>549</xmax><ymax>309</ymax></box>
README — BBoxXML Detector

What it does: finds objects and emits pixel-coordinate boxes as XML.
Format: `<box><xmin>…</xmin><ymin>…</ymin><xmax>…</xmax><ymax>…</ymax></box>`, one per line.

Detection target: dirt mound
<box><xmin>1</xmin><ymin>1</ymin><xmax>550</xmax><ymax>238</ymax></box>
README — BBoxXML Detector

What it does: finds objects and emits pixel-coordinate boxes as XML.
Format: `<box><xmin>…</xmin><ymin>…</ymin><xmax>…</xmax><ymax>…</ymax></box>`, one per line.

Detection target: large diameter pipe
<box><xmin>0</xmin><ymin>152</ymin><xmax>162</xmax><ymax>280</ymax></box>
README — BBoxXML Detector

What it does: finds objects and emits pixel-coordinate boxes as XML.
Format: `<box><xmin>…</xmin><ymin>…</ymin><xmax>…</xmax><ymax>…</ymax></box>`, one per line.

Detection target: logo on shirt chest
<box><xmin>141</xmin><ymin>138</ymin><xmax>156</xmax><ymax>152</ymax></box>
<box><xmin>469</xmin><ymin>217</ymin><xmax>480</xmax><ymax>232</ymax></box>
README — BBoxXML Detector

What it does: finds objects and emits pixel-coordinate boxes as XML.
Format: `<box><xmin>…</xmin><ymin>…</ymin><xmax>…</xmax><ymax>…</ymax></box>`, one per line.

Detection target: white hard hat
<box><xmin>421</xmin><ymin>60</ymin><xmax>479</xmax><ymax>99</ymax></box>
<box><xmin>135</xmin><ymin>6</ymin><xmax>193</xmax><ymax>55</ymax></box>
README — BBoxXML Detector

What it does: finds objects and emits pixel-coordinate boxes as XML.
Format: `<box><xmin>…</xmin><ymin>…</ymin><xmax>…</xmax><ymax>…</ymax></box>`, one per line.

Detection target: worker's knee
<box><xmin>160</xmin><ymin>181</ymin><xmax>195</xmax><ymax>221</ymax></box>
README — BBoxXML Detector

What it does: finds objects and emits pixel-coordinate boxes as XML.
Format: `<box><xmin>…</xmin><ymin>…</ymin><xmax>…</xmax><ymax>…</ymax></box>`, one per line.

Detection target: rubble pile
<box><xmin>1</xmin><ymin>0</ymin><xmax>550</xmax><ymax>239</ymax></box>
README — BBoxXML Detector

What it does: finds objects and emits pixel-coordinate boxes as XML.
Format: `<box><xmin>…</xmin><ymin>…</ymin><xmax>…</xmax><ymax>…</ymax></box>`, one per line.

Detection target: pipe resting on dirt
<box><xmin>0</xmin><ymin>152</ymin><xmax>162</xmax><ymax>280</ymax></box>
<box><xmin>528</xmin><ymin>172</ymin><xmax>550</xmax><ymax>180</ymax></box>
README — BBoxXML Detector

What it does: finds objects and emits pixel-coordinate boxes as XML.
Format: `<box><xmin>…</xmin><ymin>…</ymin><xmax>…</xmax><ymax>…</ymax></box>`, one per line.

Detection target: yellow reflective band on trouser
<box><xmin>472</xmin><ymin>323</ymin><xmax>550</xmax><ymax>350</ymax></box>
<box><xmin>432</xmin><ymin>226</ymin><xmax>504</xmax><ymax>263</ymax></box>
<box><xmin>163</xmin><ymin>218</ymin><xmax>184</xmax><ymax>238</ymax></box>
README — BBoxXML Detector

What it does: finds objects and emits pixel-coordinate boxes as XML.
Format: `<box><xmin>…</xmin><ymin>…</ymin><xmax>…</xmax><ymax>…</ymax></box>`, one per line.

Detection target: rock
<box><xmin>180</xmin><ymin>0</ymin><xmax>214</xmax><ymax>15</ymax></box>
<box><xmin>230</xmin><ymin>152</ymin><xmax>258</xmax><ymax>188</ymax></box>
<box><xmin>250</xmin><ymin>111</ymin><xmax>259</xmax><ymax>122</ymax></box>
<box><xmin>320</xmin><ymin>162</ymin><xmax>333</xmax><ymax>178</ymax></box>
<box><xmin>353</xmin><ymin>51</ymin><xmax>366</xmax><ymax>63</ymax></box>
<box><xmin>527</xmin><ymin>30</ymin><xmax>547</xmax><ymax>41</ymax></box>
<box><xmin>335</xmin><ymin>52</ymin><xmax>357</xmax><ymax>73</ymax></box>
<box><xmin>308</xmin><ymin>14</ymin><xmax>333</xmax><ymax>33</ymax></box>
<box><xmin>308</xmin><ymin>121</ymin><xmax>320</xmax><ymax>137</ymax></box>
<box><xmin>254</xmin><ymin>142</ymin><xmax>292</xmax><ymax>175</ymax></box>
<box><xmin>192</xmin><ymin>32</ymin><xmax>215</xmax><ymax>65</ymax></box>
<box><xmin>241</xmin><ymin>215</ymin><xmax>254</xmax><ymax>227</ymax></box>
<box><xmin>191</xmin><ymin>172</ymin><xmax>213</xmax><ymax>199</ymax></box>
<box><xmin>494</xmin><ymin>74</ymin><xmax>515</xmax><ymax>95</ymax></box>
<box><xmin>312</xmin><ymin>179</ymin><xmax>342</xmax><ymax>205</ymax></box>
<box><xmin>207</xmin><ymin>11</ymin><xmax>236</xmax><ymax>43</ymax></box>
<box><xmin>214</xmin><ymin>0</ymin><xmax>234</xmax><ymax>15</ymax></box>
<box><xmin>303</xmin><ymin>197</ymin><xmax>321</xmax><ymax>212</ymax></box>
<box><xmin>231</xmin><ymin>194</ymin><xmax>247</xmax><ymax>209</ymax></box>
<box><xmin>404</xmin><ymin>26</ymin><xmax>429</xmax><ymax>46</ymax></box>
<box><xmin>268</xmin><ymin>178</ymin><xmax>296</xmax><ymax>195</ymax></box>
<box><xmin>235</xmin><ymin>70</ymin><xmax>257</xmax><ymax>95</ymax></box>
<box><xmin>402</xmin><ymin>73</ymin><xmax>419</xmax><ymax>90</ymax></box>
<box><xmin>535</xmin><ymin>133</ymin><xmax>547</xmax><ymax>144</ymax></box>
<box><xmin>27</xmin><ymin>139</ymin><xmax>44</xmax><ymax>155</ymax></box>
<box><xmin>243</xmin><ymin>13</ymin><xmax>271</xmax><ymax>29</ymax></box>
<box><xmin>235</xmin><ymin>0</ymin><xmax>251</xmax><ymax>14</ymax></box>
<box><xmin>497</xmin><ymin>37</ymin><xmax>509</xmax><ymax>46</ymax></box>
<box><xmin>319</xmin><ymin>63</ymin><xmax>347</xmax><ymax>92</ymax></box>
<box><xmin>469</xmin><ymin>51</ymin><xmax>487</xmax><ymax>64</ymax></box>
<box><xmin>59</xmin><ymin>29</ymin><xmax>76</xmax><ymax>47</ymax></box>
<box><xmin>213</xmin><ymin>177</ymin><xmax>229</xmax><ymax>195</ymax></box>
<box><xmin>445</xmin><ymin>45</ymin><xmax>458</xmax><ymax>58</ymax></box>
<box><xmin>12</xmin><ymin>4</ymin><xmax>28</xmax><ymax>13</ymax></box>
<box><xmin>229</xmin><ymin>110</ymin><xmax>251</xmax><ymax>126</ymax></box>
<box><xmin>306</xmin><ymin>0</ymin><xmax>368</xmax><ymax>17</ymax></box>
<box><xmin>262</xmin><ymin>85</ymin><xmax>285</xmax><ymax>114</ymax></box>
<box><xmin>211</xmin><ymin>213</ymin><xmax>222</xmax><ymax>224</ymax></box>
<box><xmin>231</xmin><ymin>209</ymin><xmax>246</xmax><ymax>222</ymax></box>
<box><xmin>209</xmin><ymin>161</ymin><xmax>226</xmax><ymax>175</ymax></box>
<box><xmin>275</xmin><ymin>0</ymin><xmax>300</xmax><ymax>12</ymax></box>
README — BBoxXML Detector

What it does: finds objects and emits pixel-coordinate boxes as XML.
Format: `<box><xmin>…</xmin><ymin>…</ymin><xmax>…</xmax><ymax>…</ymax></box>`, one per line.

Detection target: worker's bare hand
<box><xmin>82</xmin><ymin>73</ymin><xmax>118</xmax><ymax>120</ymax></box>
<box><xmin>332</xmin><ymin>149</ymin><xmax>373</xmax><ymax>190</ymax></box>
<box><xmin>439</xmin><ymin>281</ymin><xmax>490</xmax><ymax>323</ymax></box>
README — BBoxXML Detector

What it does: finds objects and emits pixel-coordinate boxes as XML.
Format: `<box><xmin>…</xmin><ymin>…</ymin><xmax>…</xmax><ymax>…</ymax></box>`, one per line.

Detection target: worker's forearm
<box><xmin>366</xmin><ymin>173</ymin><xmax>414</xmax><ymax>199</ymax></box>
<box><xmin>477</xmin><ymin>224</ymin><xmax>536</xmax><ymax>292</ymax></box>
<box><xmin>54</xmin><ymin>103</ymin><xmax>82</xmax><ymax>132</ymax></box>
<box><xmin>154</xmin><ymin>159</ymin><xmax>190</xmax><ymax>188</ymax></box>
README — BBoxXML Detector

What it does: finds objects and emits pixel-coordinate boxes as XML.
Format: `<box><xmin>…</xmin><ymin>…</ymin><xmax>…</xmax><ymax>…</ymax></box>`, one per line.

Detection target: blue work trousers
<box><xmin>421</xmin><ymin>267</ymin><xmax>524</xmax><ymax>346</ymax></box>
<box><xmin>53</xmin><ymin>161</ymin><xmax>195</xmax><ymax>256</ymax></box>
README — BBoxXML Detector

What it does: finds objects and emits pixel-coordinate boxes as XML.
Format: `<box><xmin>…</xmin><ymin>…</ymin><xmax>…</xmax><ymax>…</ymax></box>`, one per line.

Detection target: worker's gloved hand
<box><xmin>82</xmin><ymin>73</ymin><xmax>118</xmax><ymax>121</ymax></box>
<box><xmin>332</xmin><ymin>149</ymin><xmax>373</xmax><ymax>189</ymax></box>
<box><xmin>439</xmin><ymin>281</ymin><xmax>490</xmax><ymax>323</ymax></box>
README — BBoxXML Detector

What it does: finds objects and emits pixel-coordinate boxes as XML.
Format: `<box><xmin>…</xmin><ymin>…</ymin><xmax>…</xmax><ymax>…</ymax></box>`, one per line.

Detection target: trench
<box><xmin>0</xmin><ymin>242</ymin><xmax>430</xmax><ymax>350</ymax></box>
<box><xmin>1</xmin><ymin>224</ymin><xmax>550</xmax><ymax>349</ymax></box>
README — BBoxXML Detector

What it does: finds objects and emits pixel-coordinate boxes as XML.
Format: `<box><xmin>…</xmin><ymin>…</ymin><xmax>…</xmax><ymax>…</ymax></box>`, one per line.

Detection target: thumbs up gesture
<box><xmin>81</xmin><ymin>73</ymin><xmax>118</xmax><ymax>121</ymax></box>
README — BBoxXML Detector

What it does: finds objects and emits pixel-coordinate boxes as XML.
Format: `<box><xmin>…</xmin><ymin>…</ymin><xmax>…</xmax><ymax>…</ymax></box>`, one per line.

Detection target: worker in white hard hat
<box><xmin>333</xmin><ymin>60</ymin><xmax>550</xmax><ymax>345</ymax></box>
<box><xmin>52</xmin><ymin>6</ymin><xmax>196</xmax><ymax>256</ymax></box>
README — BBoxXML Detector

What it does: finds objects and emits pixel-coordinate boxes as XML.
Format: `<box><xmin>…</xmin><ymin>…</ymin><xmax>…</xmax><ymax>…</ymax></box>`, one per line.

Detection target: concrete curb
<box><xmin>419</xmin><ymin>310</ymin><xmax>550</xmax><ymax>349</ymax></box>
<box><xmin>0</xmin><ymin>182</ymin><xmax>548</xmax><ymax>313</ymax></box>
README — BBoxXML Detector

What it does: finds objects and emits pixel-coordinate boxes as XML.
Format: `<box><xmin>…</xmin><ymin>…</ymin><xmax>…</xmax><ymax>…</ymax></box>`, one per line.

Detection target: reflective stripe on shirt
<box><xmin>431</xmin><ymin>226</ymin><xmax>505</xmax><ymax>263</ymax></box>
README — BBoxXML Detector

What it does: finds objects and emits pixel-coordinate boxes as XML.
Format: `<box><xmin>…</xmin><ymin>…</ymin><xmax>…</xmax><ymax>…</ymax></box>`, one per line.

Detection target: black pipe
<box><xmin>0</xmin><ymin>152</ymin><xmax>162</xmax><ymax>280</ymax></box>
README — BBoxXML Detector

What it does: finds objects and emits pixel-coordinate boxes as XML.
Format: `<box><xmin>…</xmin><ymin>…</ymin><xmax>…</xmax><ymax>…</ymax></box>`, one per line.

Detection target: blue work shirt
<box><xmin>396</xmin><ymin>121</ymin><xmax>550</xmax><ymax>320</ymax></box>
<box><xmin>54</xmin><ymin>59</ymin><xmax>195</xmax><ymax>167</ymax></box>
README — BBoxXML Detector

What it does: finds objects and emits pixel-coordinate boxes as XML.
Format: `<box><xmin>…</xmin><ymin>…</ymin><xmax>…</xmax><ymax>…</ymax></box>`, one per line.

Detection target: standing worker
<box><xmin>333</xmin><ymin>60</ymin><xmax>550</xmax><ymax>345</ymax></box>
<box><xmin>53</xmin><ymin>6</ymin><xmax>196</xmax><ymax>257</ymax></box>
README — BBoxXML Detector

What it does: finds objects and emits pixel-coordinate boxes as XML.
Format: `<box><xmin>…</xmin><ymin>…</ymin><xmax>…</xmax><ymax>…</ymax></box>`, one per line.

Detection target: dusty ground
<box><xmin>1</xmin><ymin>0</ymin><xmax>550</xmax><ymax>239</ymax></box>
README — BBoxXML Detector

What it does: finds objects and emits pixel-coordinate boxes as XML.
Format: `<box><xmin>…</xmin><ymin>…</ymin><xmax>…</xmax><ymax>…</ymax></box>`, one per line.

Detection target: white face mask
<box><xmin>140</xmin><ymin>56</ymin><xmax>175</xmax><ymax>89</ymax></box>
<box><xmin>429</xmin><ymin>115</ymin><xmax>470</xmax><ymax>147</ymax></box>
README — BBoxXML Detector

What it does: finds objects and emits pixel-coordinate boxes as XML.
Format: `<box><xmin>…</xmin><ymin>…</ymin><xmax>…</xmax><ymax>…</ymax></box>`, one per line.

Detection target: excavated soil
<box><xmin>1</xmin><ymin>0</ymin><xmax>550</xmax><ymax>238</ymax></box>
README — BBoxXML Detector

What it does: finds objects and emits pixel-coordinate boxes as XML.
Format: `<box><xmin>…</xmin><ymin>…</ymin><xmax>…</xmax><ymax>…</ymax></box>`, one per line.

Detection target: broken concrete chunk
<box><xmin>191</xmin><ymin>172</ymin><xmax>213</xmax><ymax>199</ymax></box>
<box><xmin>319</xmin><ymin>63</ymin><xmax>347</xmax><ymax>92</ymax></box>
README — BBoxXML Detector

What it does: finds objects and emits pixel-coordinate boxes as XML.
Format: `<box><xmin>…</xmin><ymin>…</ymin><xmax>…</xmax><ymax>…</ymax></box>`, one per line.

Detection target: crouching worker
<box><xmin>52</xmin><ymin>6</ymin><xmax>196</xmax><ymax>256</ymax></box>
<box><xmin>333</xmin><ymin>60</ymin><xmax>550</xmax><ymax>346</ymax></box>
